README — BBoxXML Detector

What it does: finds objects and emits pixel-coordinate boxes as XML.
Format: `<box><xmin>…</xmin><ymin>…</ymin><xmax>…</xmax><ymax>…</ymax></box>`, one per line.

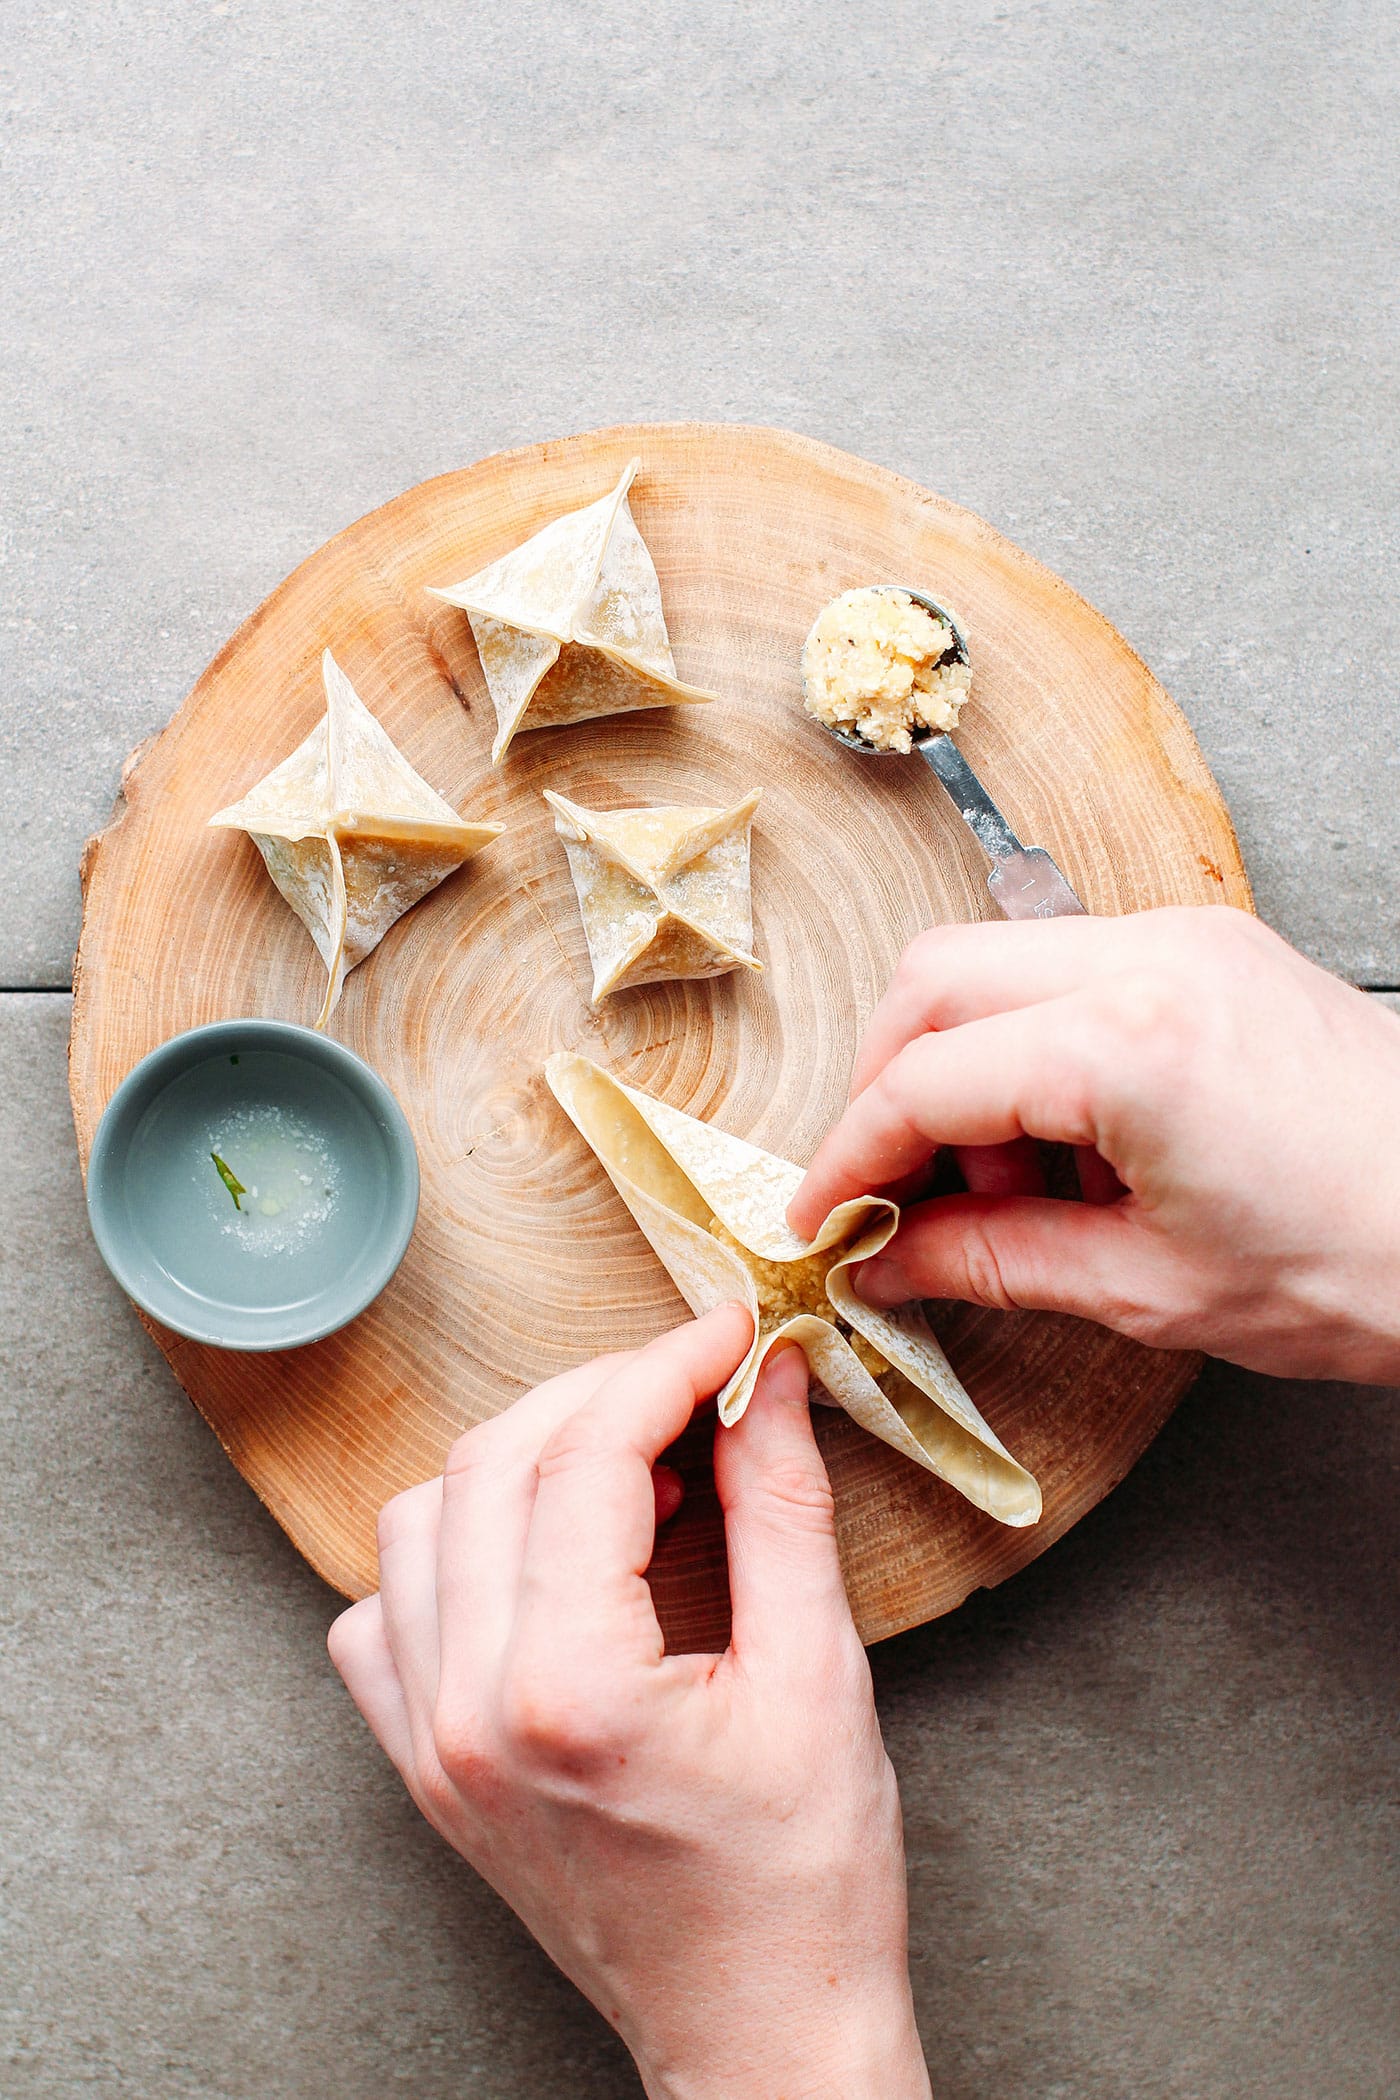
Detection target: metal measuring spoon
<box><xmin>804</xmin><ymin>585</ymin><xmax>1087</xmax><ymax>921</ymax></box>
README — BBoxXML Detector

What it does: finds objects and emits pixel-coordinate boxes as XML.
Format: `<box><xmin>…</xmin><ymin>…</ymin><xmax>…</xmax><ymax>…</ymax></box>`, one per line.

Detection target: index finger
<box><xmin>790</xmin><ymin>997</ymin><xmax>1101</xmax><ymax>1235</ymax></box>
<box><xmin>849</xmin><ymin>916</ymin><xmax>1133</xmax><ymax>1101</ymax></box>
<box><xmin>435</xmin><ymin>1350</ymin><xmax>640</xmax><ymax>1697</ymax></box>
<box><xmin>515</xmin><ymin>1303</ymin><xmax>754</xmax><ymax>1658</ymax></box>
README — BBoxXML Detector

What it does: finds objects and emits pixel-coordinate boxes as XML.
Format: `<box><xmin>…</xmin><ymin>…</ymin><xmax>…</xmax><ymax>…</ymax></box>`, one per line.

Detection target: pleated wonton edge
<box><xmin>428</xmin><ymin>459</ymin><xmax>718</xmax><ymax>763</ymax></box>
<box><xmin>208</xmin><ymin>650</ymin><xmax>503</xmax><ymax>1028</ymax></box>
<box><xmin>543</xmin><ymin>786</ymin><xmax>763</xmax><ymax>1003</ymax></box>
<box><xmin>545</xmin><ymin>1053</ymin><xmax>1042</xmax><ymax>1528</ymax></box>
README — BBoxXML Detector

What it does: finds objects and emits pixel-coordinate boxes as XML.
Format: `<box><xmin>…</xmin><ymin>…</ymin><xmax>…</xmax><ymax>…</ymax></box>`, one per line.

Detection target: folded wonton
<box><xmin>545</xmin><ymin>1054</ymin><xmax>1042</xmax><ymax>1527</ymax></box>
<box><xmin>544</xmin><ymin>788</ymin><xmax>763</xmax><ymax>1004</ymax></box>
<box><xmin>428</xmin><ymin>459</ymin><xmax>717</xmax><ymax>764</ymax></box>
<box><xmin>209</xmin><ymin>650</ymin><xmax>503</xmax><ymax>1027</ymax></box>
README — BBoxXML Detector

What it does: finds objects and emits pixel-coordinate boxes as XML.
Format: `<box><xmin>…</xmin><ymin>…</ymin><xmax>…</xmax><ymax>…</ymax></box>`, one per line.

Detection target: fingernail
<box><xmin>758</xmin><ymin>1340</ymin><xmax>810</xmax><ymax>1405</ymax></box>
<box><xmin>699</xmin><ymin>1299</ymin><xmax>755</xmax><ymax>1334</ymax></box>
<box><xmin>853</xmin><ymin>1256</ymin><xmax>907</xmax><ymax>1308</ymax></box>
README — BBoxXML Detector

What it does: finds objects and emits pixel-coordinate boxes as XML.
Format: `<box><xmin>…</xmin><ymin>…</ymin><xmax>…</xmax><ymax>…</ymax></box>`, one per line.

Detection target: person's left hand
<box><xmin>328</xmin><ymin>1306</ymin><xmax>931</xmax><ymax>2100</ymax></box>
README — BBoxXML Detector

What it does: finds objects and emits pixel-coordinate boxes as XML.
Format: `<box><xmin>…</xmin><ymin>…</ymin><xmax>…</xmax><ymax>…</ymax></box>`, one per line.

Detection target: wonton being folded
<box><xmin>544</xmin><ymin>788</ymin><xmax>763</xmax><ymax>1003</ymax></box>
<box><xmin>428</xmin><ymin>459</ymin><xmax>717</xmax><ymax>764</ymax></box>
<box><xmin>545</xmin><ymin>1054</ymin><xmax>1041</xmax><ymax>1527</ymax></box>
<box><xmin>209</xmin><ymin>650</ymin><xmax>503</xmax><ymax>1028</ymax></box>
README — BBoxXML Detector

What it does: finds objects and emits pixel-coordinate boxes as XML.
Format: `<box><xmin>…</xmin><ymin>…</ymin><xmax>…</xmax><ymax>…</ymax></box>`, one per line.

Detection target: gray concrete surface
<box><xmin>5</xmin><ymin>995</ymin><xmax>1398</xmax><ymax>2098</ymax></box>
<box><xmin>3</xmin><ymin>0</ymin><xmax>1398</xmax><ymax>988</ymax></box>
<box><xmin>5</xmin><ymin>3</ymin><xmax>1399</xmax><ymax>2096</ymax></box>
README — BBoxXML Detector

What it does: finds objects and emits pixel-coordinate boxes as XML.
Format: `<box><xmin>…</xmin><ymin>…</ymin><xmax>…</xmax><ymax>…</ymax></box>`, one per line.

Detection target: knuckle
<box><xmin>415</xmin><ymin>1748</ymin><xmax>465</xmax><ymax>1830</ymax></box>
<box><xmin>375</xmin><ymin>1498</ymin><xmax>404</xmax><ymax>1559</ymax></box>
<box><xmin>1096</xmin><ymin>968</ymin><xmax>1184</xmax><ymax>1050</ymax></box>
<box><xmin>1067</xmin><ymin>1227</ymin><xmax>1202</xmax><ymax>1349</ymax></box>
<box><xmin>325</xmin><ymin>1598</ymin><xmax>372</xmax><ymax>1674</ymax></box>
<box><xmin>1106</xmin><ymin>1292</ymin><xmax>1192</xmax><ymax>1351</ymax></box>
<box><xmin>1155</xmin><ymin>902</ymin><xmax>1270</xmax><ymax>967</ymax></box>
<box><xmin>1121</xmin><ymin>1307</ymin><xmax>1178</xmax><ymax>1350</ymax></box>
<box><xmin>498</xmin><ymin>1663</ymin><xmax>620</xmax><ymax>1771</ymax></box>
<box><xmin>1146</xmin><ymin>902</ymin><xmax>1212</xmax><ymax>943</ymax></box>
<box><xmin>953</xmin><ymin>1219</ymin><xmax>1019</xmax><ymax>1311</ymax></box>
<box><xmin>375</xmin><ymin>1481</ymin><xmax>430</xmax><ymax>1557</ymax></box>
<box><xmin>1200</xmin><ymin>902</ymin><xmax>1267</xmax><ymax>947</ymax></box>
<box><xmin>821</xmin><ymin>1626</ymin><xmax>876</xmax><ymax>1701</ymax></box>
<box><xmin>430</xmin><ymin>1701</ymin><xmax>500</xmax><ymax>1801</ymax></box>
<box><xmin>872</xmin><ymin>1040</ymin><xmax>927</xmax><ymax>1119</ymax></box>
<box><xmin>443</xmin><ymin>1419</ymin><xmax>499</xmax><ymax>1483</ymax></box>
<box><xmin>1208</xmin><ymin>908</ymin><xmax>1290</xmax><ymax>991</ymax></box>
<box><xmin>429</xmin><ymin>1693</ymin><xmax>477</xmax><ymax>1772</ymax></box>
<box><xmin>1074</xmin><ymin>969</ymin><xmax>1197</xmax><ymax>1094</ymax></box>
<box><xmin>895</xmin><ymin>925</ymin><xmax>950</xmax><ymax>986</ymax></box>
<box><xmin>535</xmin><ymin>1410</ymin><xmax>603</xmax><ymax>1483</ymax></box>
<box><xmin>760</xmin><ymin>1454</ymin><xmax>837</xmax><ymax>1532</ymax></box>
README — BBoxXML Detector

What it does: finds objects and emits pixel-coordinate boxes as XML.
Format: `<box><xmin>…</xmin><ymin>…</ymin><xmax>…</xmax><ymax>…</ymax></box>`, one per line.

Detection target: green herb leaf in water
<box><xmin>211</xmin><ymin>1152</ymin><xmax>246</xmax><ymax>1211</ymax></box>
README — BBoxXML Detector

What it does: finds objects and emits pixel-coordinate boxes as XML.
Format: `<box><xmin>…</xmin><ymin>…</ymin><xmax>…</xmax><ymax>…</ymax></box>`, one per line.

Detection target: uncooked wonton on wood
<box><xmin>428</xmin><ymin>459</ymin><xmax>716</xmax><ymax>764</ymax></box>
<box><xmin>545</xmin><ymin>1053</ymin><xmax>1042</xmax><ymax>1527</ymax></box>
<box><xmin>209</xmin><ymin>650</ymin><xmax>503</xmax><ymax>1028</ymax></box>
<box><xmin>544</xmin><ymin>788</ymin><xmax>762</xmax><ymax>1003</ymax></box>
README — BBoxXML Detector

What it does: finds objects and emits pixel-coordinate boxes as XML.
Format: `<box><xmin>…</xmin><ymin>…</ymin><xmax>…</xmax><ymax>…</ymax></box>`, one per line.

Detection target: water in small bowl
<box><xmin>87</xmin><ymin>1022</ymin><xmax>419</xmax><ymax>1349</ymax></box>
<box><xmin>203</xmin><ymin>1094</ymin><xmax>340</xmax><ymax>1249</ymax></box>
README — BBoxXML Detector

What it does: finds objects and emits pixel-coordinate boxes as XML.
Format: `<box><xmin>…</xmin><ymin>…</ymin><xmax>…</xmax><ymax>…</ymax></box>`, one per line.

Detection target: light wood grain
<box><xmin>69</xmin><ymin>424</ymin><xmax>1251</xmax><ymax>1647</ymax></box>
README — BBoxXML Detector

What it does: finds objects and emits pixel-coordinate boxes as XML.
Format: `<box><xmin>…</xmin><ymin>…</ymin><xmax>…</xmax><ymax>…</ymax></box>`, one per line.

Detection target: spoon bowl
<box><xmin>803</xmin><ymin>583</ymin><xmax>973</xmax><ymax>756</ymax></box>
<box><xmin>802</xmin><ymin>582</ymin><xmax>1088</xmax><ymax>920</ymax></box>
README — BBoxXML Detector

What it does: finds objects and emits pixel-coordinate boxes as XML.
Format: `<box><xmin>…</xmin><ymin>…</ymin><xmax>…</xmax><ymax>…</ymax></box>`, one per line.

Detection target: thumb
<box><xmin>853</xmin><ymin>1192</ymin><xmax>1141</xmax><ymax>1323</ymax></box>
<box><xmin>713</xmin><ymin>1343</ymin><xmax>857</xmax><ymax>1673</ymax></box>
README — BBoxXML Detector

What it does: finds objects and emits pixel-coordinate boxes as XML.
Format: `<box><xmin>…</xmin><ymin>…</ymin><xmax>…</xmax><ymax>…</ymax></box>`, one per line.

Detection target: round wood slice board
<box><xmin>70</xmin><ymin>423</ymin><xmax>1251</xmax><ymax>1649</ymax></box>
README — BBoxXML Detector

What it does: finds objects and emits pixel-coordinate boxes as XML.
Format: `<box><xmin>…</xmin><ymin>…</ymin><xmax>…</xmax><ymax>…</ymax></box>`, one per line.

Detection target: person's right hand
<box><xmin>788</xmin><ymin>906</ymin><xmax>1400</xmax><ymax>1383</ymax></box>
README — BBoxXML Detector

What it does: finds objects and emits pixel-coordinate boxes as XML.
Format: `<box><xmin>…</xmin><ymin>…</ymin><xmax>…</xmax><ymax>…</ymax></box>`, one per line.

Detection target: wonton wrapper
<box><xmin>428</xmin><ymin>459</ymin><xmax>717</xmax><ymax>764</ymax></box>
<box><xmin>545</xmin><ymin>1054</ymin><xmax>1042</xmax><ymax>1528</ymax></box>
<box><xmin>544</xmin><ymin>788</ymin><xmax>763</xmax><ymax>1004</ymax></box>
<box><xmin>209</xmin><ymin>650</ymin><xmax>503</xmax><ymax>1028</ymax></box>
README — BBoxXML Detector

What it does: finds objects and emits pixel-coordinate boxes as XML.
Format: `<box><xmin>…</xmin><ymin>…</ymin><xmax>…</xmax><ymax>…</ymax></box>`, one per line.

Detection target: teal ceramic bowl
<box><xmin>86</xmin><ymin>1019</ymin><xmax>420</xmax><ymax>1350</ymax></box>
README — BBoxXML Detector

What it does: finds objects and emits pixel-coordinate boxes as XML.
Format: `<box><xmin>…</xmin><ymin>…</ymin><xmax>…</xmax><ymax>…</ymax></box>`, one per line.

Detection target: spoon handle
<box><xmin>986</xmin><ymin>847</ymin><xmax>1088</xmax><ymax>921</ymax></box>
<box><xmin>918</xmin><ymin>735</ymin><xmax>1088</xmax><ymax>920</ymax></box>
<box><xmin>918</xmin><ymin>733</ymin><xmax>1023</xmax><ymax>858</ymax></box>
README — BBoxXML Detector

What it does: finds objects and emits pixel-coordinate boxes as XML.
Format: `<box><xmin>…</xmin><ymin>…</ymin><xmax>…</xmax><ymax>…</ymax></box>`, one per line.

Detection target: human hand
<box><xmin>328</xmin><ymin>1306</ymin><xmax>931</xmax><ymax>2100</ymax></box>
<box><xmin>789</xmin><ymin>907</ymin><xmax>1400</xmax><ymax>1383</ymax></box>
